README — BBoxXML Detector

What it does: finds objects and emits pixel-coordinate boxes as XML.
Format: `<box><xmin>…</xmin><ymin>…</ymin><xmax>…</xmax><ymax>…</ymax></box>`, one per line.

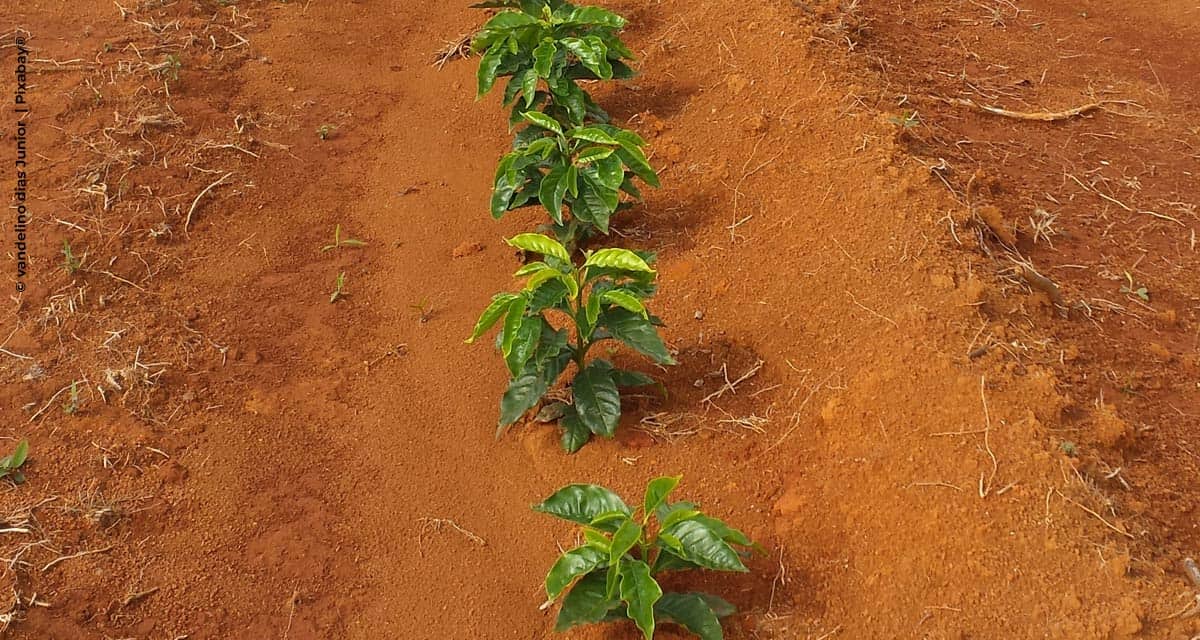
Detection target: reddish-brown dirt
<box><xmin>2</xmin><ymin>1</ymin><xmax>1197</xmax><ymax>639</ymax></box>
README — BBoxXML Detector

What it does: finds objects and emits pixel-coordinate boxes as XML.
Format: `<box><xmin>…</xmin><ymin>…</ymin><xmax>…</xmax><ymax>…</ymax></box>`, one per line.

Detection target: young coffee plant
<box><xmin>466</xmin><ymin>234</ymin><xmax>674</xmax><ymax>452</ymax></box>
<box><xmin>492</xmin><ymin>112</ymin><xmax>659</xmax><ymax>248</ymax></box>
<box><xmin>536</xmin><ymin>477</ymin><xmax>756</xmax><ymax>639</ymax></box>
<box><xmin>472</xmin><ymin>0</ymin><xmax>634</xmax><ymax>127</ymax></box>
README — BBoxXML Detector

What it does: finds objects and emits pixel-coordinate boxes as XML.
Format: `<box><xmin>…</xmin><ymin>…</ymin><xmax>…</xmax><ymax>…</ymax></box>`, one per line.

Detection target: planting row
<box><xmin>465</xmin><ymin>2</ymin><xmax>758</xmax><ymax>638</ymax></box>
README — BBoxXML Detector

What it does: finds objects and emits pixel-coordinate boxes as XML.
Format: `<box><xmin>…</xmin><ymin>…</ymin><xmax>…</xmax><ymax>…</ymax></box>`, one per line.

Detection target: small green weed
<box><xmin>62</xmin><ymin>240</ymin><xmax>82</xmax><ymax>274</ymax></box>
<box><xmin>155</xmin><ymin>54</ymin><xmax>182</xmax><ymax>82</ymax></box>
<box><xmin>62</xmin><ymin>381</ymin><xmax>82</xmax><ymax>415</ymax></box>
<box><xmin>317</xmin><ymin>124</ymin><xmax>337</xmax><ymax>140</ymax></box>
<box><xmin>410</xmin><ymin>298</ymin><xmax>435</xmax><ymax>323</ymax></box>
<box><xmin>1120</xmin><ymin>272</ymin><xmax>1150</xmax><ymax>302</ymax></box>
<box><xmin>0</xmin><ymin>440</ymin><xmax>29</xmax><ymax>484</ymax></box>
<box><xmin>321</xmin><ymin>224</ymin><xmax>367</xmax><ymax>252</ymax></box>
<box><xmin>888</xmin><ymin>110</ymin><xmax>921</xmax><ymax>129</ymax></box>
<box><xmin>330</xmin><ymin>272</ymin><xmax>347</xmax><ymax>303</ymax></box>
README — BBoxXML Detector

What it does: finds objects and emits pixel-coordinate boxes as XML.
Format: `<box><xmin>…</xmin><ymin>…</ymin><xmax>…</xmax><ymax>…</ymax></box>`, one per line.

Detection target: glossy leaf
<box><xmin>600</xmin><ymin>309</ymin><xmax>676</xmax><ymax>365</ymax></box>
<box><xmin>546</xmin><ymin>545</ymin><xmax>609</xmax><ymax>599</ymax></box>
<box><xmin>573</xmin><ymin>360</ymin><xmax>621</xmax><ymax>437</ymax></box>
<box><xmin>466</xmin><ymin>293</ymin><xmax>520</xmax><ymax>343</ymax></box>
<box><xmin>522</xmin><ymin>110</ymin><xmax>564</xmax><ymax>135</ymax></box>
<box><xmin>533</xmin><ymin>39</ymin><xmax>557</xmax><ymax>77</ymax></box>
<box><xmin>537</xmin><ymin>164</ymin><xmax>570</xmax><ymax>224</ymax></box>
<box><xmin>584</xmin><ymin>248</ymin><xmax>654</xmax><ymax>273</ymax></box>
<box><xmin>564</xmin><ymin>6</ymin><xmax>626</xmax><ymax>28</ymax></box>
<box><xmin>569</xmin><ymin>126</ymin><xmax>619</xmax><ymax>144</ymax></box>
<box><xmin>643</xmin><ymin>475</ymin><xmax>681</xmax><ymax>520</ymax></box>
<box><xmin>600</xmin><ymin>289</ymin><xmax>646</xmax><ymax>316</ymax></box>
<box><xmin>476</xmin><ymin>45</ymin><xmax>505</xmax><ymax>96</ymax></box>
<box><xmin>498</xmin><ymin>368</ymin><xmax>547</xmax><ymax>428</ymax></box>
<box><xmin>500</xmin><ymin>296</ymin><xmax>529</xmax><ymax>357</ymax></box>
<box><xmin>654</xmin><ymin>593</ymin><xmax>723</xmax><ymax>640</ymax></box>
<box><xmin>620</xmin><ymin>560</ymin><xmax>663</xmax><ymax>640</ymax></box>
<box><xmin>506</xmin><ymin>233</ymin><xmax>570</xmax><ymax>262</ymax></box>
<box><xmin>661</xmin><ymin>519</ymin><xmax>748</xmax><ymax>572</ymax></box>
<box><xmin>556</xmin><ymin>572</ymin><xmax>621</xmax><ymax>632</ymax></box>
<box><xmin>560</xmin><ymin>409</ymin><xmax>591</xmax><ymax>453</ymax></box>
<box><xmin>534</xmin><ymin>484</ymin><xmax>632</xmax><ymax>526</ymax></box>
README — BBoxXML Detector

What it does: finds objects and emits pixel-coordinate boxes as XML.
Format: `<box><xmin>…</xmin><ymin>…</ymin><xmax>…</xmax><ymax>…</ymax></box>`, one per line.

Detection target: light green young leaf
<box><xmin>600</xmin><ymin>289</ymin><xmax>646</xmax><ymax>317</ymax></box>
<box><xmin>584</xmin><ymin>248</ymin><xmax>654</xmax><ymax>273</ymax></box>
<box><xmin>1</xmin><ymin>440</ymin><xmax>29</xmax><ymax>472</ymax></box>
<box><xmin>507</xmin><ymin>233</ymin><xmax>570</xmax><ymax>262</ymax></box>
<box><xmin>466</xmin><ymin>293</ymin><xmax>520</xmax><ymax>343</ymax></box>
<box><xmin>500</xmin><ymin>295</ymin><xmax>529</xmax><ymax>357</ymax></box>
<box><xmin>569</xmin><ymin>127</ymin><xmax>619</xmax><ymax>144</ymax></box>
<box><xmin>521</xmin><ymin>110</ymin><xmax>564</xmax><ymax>135</ymax></box>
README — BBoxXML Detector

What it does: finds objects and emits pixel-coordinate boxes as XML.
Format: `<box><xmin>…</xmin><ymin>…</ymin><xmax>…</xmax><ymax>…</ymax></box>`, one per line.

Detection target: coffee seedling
<box><xmin>473</xmin><ymin>0</ymin><xmax>634</xmax><ymax>127</ymax></box>
<box><xmin>492</xmin><ymin>112</ymin><xmax>659</xmax><ymax>247</ymax></box>
<box><xmin>317</xmin><ymin>124</ymin><xmax>337</xmax><ymax>140</ymax></box>
<box><xmin>536</xmin><ymin>477</ymin><xmax>757</xmax><ymax>638</ymax></box>
<box><xmin>467</xmin><ymin>234</ymin><xmax>674</xmax><ymax>451</ymax></box>
<box><xmin>0</xmin><ymin>440</ymin><xmax>29</xmax><ymax>485</ymax></box>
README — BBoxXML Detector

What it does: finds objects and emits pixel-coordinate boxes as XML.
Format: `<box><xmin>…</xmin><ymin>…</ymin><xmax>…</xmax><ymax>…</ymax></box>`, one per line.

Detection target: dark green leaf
<box><xmin>691</xmin><ymin>515</ymin><xmax>754</xmax><ymax>547</ymax></box>
<box><xmin>698</xmin><ymin>593</ymin><xmax>737</xmax><ymax>618</ymax></box>
<box><xmin>572</xmin><ymin>360</ymin><xmax>621</xmax><ymax>437</ymax></box>
<box><xmin>560</xmin><ymin>408</ymin><xmax>591</xmax><ymax>453</ymax></box>
<box><xmin>556</xmin><ymin>572</ymin><xmax>621</xmax><ymax>632</ymax></box>
<box><xmin>498</xmin><ymin>369</ymin><xmax>547</xmax><ymax>428</ymax></box>
<box><xmin>538</xmin><ymin>164</ymin><xmax>570</xmax><ymax>224</ymax></box>
<box><xmin>660</xmin><ymin>519</ymin><xmax>748</xmax><ymax>572</ymax></box>
<box><xmin>599</xmin><ymin>309</ymin><xmax>676</xmax><ymax>365</ymax></box>
<box><xmin>620</xmin><ymin>560</ymin><xmax>663</xmax><ymax>640</ymax></box>
<box><xmin>654</xmin><ymin>593</ymin><xmax>723</xmax><ymax>640</ymax></box>
<box><xmin>505</xmin><ymin>315</ymin><xmax>542</xmax><ymax>376</ymax></box>
<box><xmin>643</xmin><ymin>476</ymin><xmax>681</xmax><ymax>520</ymax></box>
<box><xmin>546</xmin><ymin>545</ymin><xmax>609</xmax><ymax>599</ymax></box>
<box><xmin>612</xmin><ymin>369</ymin><xmax>656</xmax><ymax>388</ymax></box>
<box><xmin>534</xmin><ymin>484</ymin><xmax>632</xmax><ymax>525</ymax></box>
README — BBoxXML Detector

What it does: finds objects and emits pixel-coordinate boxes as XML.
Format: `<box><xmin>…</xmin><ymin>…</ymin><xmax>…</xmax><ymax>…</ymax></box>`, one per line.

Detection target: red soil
<box><xmin>2</xmin><ymin>1</ymin><xmax>1197</xmax><ymax>638</ymax></box>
